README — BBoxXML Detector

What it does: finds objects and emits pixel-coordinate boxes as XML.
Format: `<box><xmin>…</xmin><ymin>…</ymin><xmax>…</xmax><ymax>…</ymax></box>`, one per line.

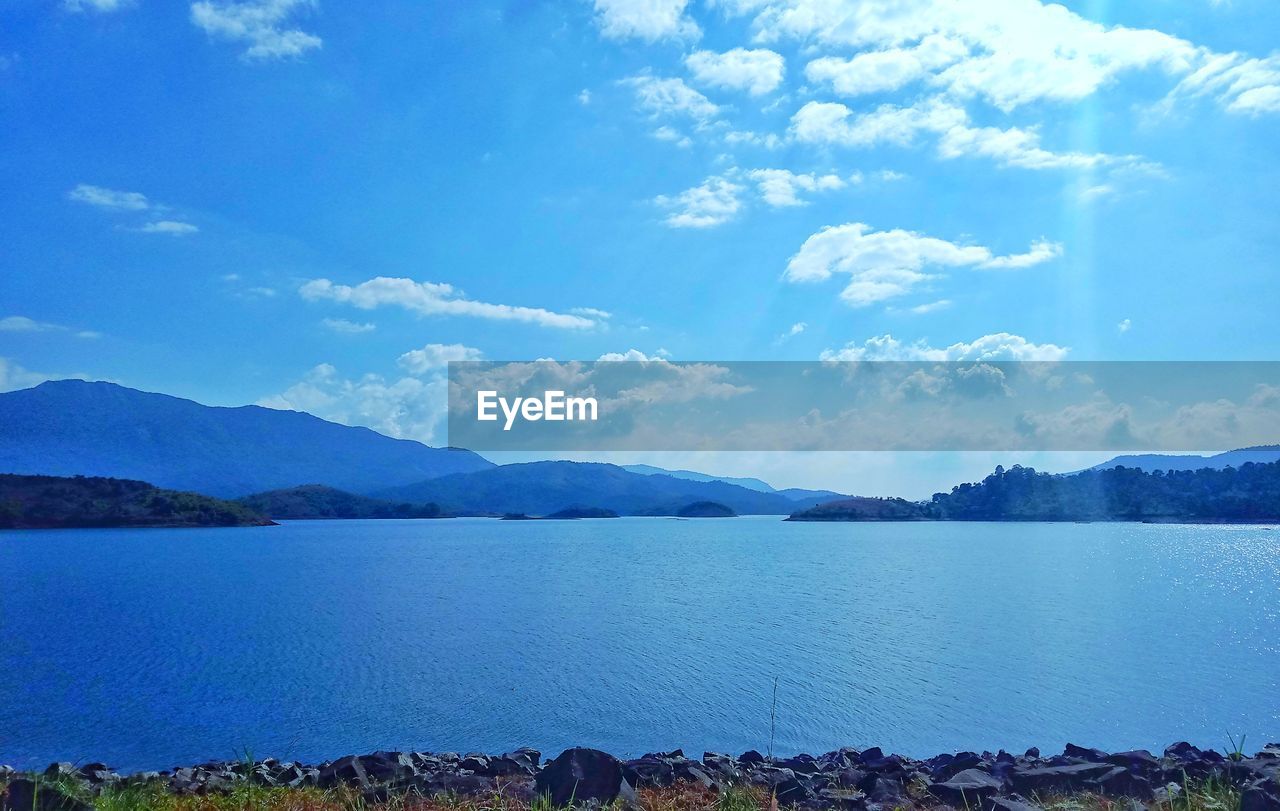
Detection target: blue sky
<box><xmin>2</xmin><ymin>0</ymin><xmax>1278</xmax><ymax>495</ymax></box>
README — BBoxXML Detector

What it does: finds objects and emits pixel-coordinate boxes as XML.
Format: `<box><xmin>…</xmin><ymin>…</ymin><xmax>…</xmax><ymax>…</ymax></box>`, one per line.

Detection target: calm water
<box><xmin>2</xmin><ymin>517</ymin><xmax>1278</xmax><ymax>771</ymax></box>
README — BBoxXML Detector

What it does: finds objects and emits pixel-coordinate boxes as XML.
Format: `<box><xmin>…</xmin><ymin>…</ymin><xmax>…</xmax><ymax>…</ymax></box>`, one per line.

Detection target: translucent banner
<box><xmin>446</xmin><ymin>361</ymin><xmax>1280</xmax><ymax>451</ymax></box>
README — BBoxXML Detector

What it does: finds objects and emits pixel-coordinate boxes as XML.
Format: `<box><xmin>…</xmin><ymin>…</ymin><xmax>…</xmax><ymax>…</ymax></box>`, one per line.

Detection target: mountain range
<box><xmin>0</xmin><ymin>380</ymin><xmax>491</xmax><ymax>497</ymax></box>
<box><xmin>373</xmin><ymin>461</ymin><xmax>834</xmax><ymax>515</ymax></box>
<box><xmin>0</xmin><ymin>380</ymin><xmax>840</xmax><ymax>516</ymax></box>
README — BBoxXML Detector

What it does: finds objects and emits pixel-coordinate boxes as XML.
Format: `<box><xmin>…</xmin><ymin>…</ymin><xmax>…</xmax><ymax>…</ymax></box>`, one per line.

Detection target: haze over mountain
<box><xmin>1084</xmin><ymin>446</ymin><xmax>1280</xmax><ymax>474</ymax></box>
<box><xmin>0</xmin><ymin>380</ymin><xmax>493</xmax><ymax>498</ymax></box>
<box><xmin>374</xmin><ymin>461</ymin><xmax>834</xmax><ymax>516</ymax></box>
<box><xmin>621</xmin><ymin>464</ymin><xmax>845</xmax><ymax>502</ymax></box>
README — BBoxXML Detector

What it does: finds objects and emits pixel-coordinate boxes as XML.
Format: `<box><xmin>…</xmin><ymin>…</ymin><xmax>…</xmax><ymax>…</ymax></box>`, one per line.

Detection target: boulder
<box><xmin>535</xmin><ymin>748</ymin><xmax>637</xmax><ymax>808</ymax></box>
<box><xmin>317</xmin><ymin>755</ymin><xmax>369</xmax><ymax>789</ymax></box>
<box><xmin>772</xmin><ymin>776</ymin><xmax>812</xmax><ymax>807</ymax></box>
<box><xmin>1009</xmin><ymin>763</ymin><xmax>1113</xmax><ymax>794</ymax></box>
<box><xmin>930</xmin><ymin>768</ymin><xmax>1003</xmax><ymax>806</ymax></box>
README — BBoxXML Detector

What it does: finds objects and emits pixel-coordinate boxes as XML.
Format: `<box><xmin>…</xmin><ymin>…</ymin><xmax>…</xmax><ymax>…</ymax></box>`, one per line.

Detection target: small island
<box><xmin>0</xmin><ymin>474</ymin><xmax>274</xmax><ymax>529</ymax></box>
<box><xmin>675</xmin><ymin>500</ymin><xmax>737</xmax><ymax>518</ymax></box>
<box><xmin>236</xmin><ymin>484</ymin><xmax>445</xmax><ymax>520</ymax></box>
<box><xmin>544</xmin><ymin>506</ymin><xmax>620</xmax><ymax>519</ymax></box>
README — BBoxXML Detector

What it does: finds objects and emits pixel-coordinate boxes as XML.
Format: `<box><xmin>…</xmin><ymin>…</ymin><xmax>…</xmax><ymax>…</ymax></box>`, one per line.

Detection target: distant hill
<box><xmin>0</xmin><ymin>474</ymin><xmax>273</xmax><ymax>529</ymax></box>
<box><xmin>675</xmin><ymin>501</ymin><xmax>736</xmax><ymax>517</ymax></box>
<box><xmin>373</xmin><ymin>461</ymin><xmax>828</xmax><ymax>515</ymax></box>
<box><xmin>622</xmin><ymin>464</ymin><xmax>776</xmax><ymax>493</ymax></box>
<box><xmin>1083</xmin><ymin>446</ymin><xmax>1280</xmax><ymax>474</ymax></box>
<box><xmin>786</xmin><ymin>496</ymin><xmax>929</xmax><ymax>522</ymax></box>
<box><xmin>788</xmin><ymin>461</ymin><xmax>1280</xmax><ymax>522</ymax></box>
<box><xmin>0</xmin><ymin>380</ymin><xmax>493</xmax><ymax>497</ymax></box>
<box><xmin>620</xmin><ymin>464</ymin><xmax>845</xmax><ymax>501</ymax></box>
<box><xmin>545</xmin><ymin>506</ymin><xmax>619</xmax><ymax>519</ymax></box>
<box><xmin>235</xmin><ymin>485</ymin><xmax>445</xmax><ymax>520</ymax></box>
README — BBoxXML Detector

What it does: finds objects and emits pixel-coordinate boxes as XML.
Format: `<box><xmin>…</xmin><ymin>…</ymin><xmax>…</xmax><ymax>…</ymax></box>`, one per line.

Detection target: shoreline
<box><xmin>4</xmin><ymin>741</ymin><xmax>1278</xmax><ymax>810</ymax></box>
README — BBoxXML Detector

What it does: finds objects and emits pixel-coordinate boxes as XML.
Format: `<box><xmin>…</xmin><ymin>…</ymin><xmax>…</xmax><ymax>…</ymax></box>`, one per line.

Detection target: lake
<box><xmin>1</xmin><ymin>517</ymin><xmax>1278</xmax><ymax>771</ymax></box>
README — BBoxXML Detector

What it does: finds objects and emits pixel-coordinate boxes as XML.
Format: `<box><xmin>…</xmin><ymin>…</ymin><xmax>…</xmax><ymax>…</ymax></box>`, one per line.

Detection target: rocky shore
<box><xmin>4</xmin><ymin>742</ymin><xmax>1280</xmax><ymax>811</ymax></box>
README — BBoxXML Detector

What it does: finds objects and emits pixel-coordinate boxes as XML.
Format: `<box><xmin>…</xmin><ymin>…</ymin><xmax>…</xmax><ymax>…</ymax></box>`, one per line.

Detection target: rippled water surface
<box><xmin>2</xmin><ymin>517</ymin><xmax>1278</xmax><ymax>770</ymax></box>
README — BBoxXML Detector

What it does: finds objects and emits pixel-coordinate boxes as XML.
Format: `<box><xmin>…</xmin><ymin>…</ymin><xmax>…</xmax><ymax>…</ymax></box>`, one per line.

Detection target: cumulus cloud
<box><xmin>1118</xmin><ymin>318</ymin><xmax>1132</xmax><ymax>333</ymax></box>
<box><xmin>623</xmin><ymin>75</ymin><xmax>720</xmax><ymax>124</ymax></box>
<box><xmin>258</xmin><ymin>364</ymin><xmax>447</xmax><ymax>444</ymax></box>
<box><xmin>321</xmin><ymin>318</ymin><xmax>375</xmax><ymax>334</ymax></box>
<box><xmin>397</xmin><ymin>343</ymin><xmax>484</xmax><ymax>374</ymax></box>
<box><xmin>790</xmin><ymin>99</ymin><xmax>1142</xmax><ymax>171</ymax></box>
<box><xmin>746</xmin><ymin>168</ymin><xmax>846</xmax><ymax>207</ymax></box>
<box><xmin>655</xmin><ymin>175</ymin><xmax>744</xmax><ymax>228</ymax></box>
<box><xmin>686</xmin><ymin>48</ymin><xmax>785</xmax><ymax>96</ymax></box>
<box><xmin>190</xmin><ymin>0</ymin><xmax>322</xmax><ymax>60</ymax></box>
<box><xmin>804</xmin><ymin>34</ymin><xmax>968</xmax><ymax>96</ymax></box>
<box><xmin>68</xmin><ymin>184</ymin><xmax>149</xmax><ymax>211</ymax></box>
<box><xmin>732</xmin><ymin>0</ymin><xmax>1197</xmax><ymax>109</ymax></box>
<box><xmin>820</xmin><ymin>332</ymin><xmax>1070</xmax><ymax>362</ymax></box>
<box><xmin>299</xmin><ymin>276</ymin><xmax>601</xmax><ymax>329</ymax></box>
<box><xmin>591</xmin><ymin>0</ymin><xmax>699</xmax><ymax>42</ymax></box>
<box><xmin>656</xmin><ymin>167</ymin><xmax>852</xmax><ymax>226</ymax></box>
<box><xmin>785</xmin><ymin>223</ymin><xmax>1062</xmax><ymax>306</ymax></box>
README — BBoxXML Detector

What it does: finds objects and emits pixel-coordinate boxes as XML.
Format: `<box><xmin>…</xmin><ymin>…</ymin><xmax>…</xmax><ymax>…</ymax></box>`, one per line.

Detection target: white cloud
<box><xmin>571</xmin><ymin>306</ymin><xmax>613</xmax><ymax>319</ymax></box>
<box><xmin>0</xmin><ymin>357</ymin><xmax>56</xmax><ymax>393</ymax></box>
<box><xmin>190</xmin><ymin>0</ymin><xmax>322</xmax><ymax>60</ymax></box>
<box><xmin>775</xmin><ymin>321</ymin><xmax>807</xmax><ymax>342</ymax></box>
<box><xmin>299</xmin><ymin>276</ymin><xmax>601</xmax><ymax>329</ymax></box>
<box><xmin>746</xmin><ymin>168</ymin><xmax>845</xmax><ymax>207</ymax></box>
<box><xmin>137</xmin><ymin>220</ymin><xmax>199</xmax><ymax>235</ymax></box>
<box><xmin>907</xmin><ymin>299</ymin><xmax>952</xmax><ymax>314</ymax></box>
<box><xmin>686</xmin><ymin>48</ymin><xmax>785</xmax><ymax>96</ymax></box>
<box><xmin>728</xmin><ymin>0</ymin><xmax>1279</xmax><ymax>117</ymax></box>
<box><xmin>790</xmin><ymin>98</ymin><xmax>1140</xmax><ymax>171</ymax></box>
<box><xmin>724</xmin><ymin>130</ymin><xmax>783</xmax><ymax>149</ymax></box>
<box><xmin>653</xmin><ymin>125</ymin><xmax>693</xmax><ymax>148</ymax></box>
<box><xmin>623</xmin><ymin>75</ymin><xmax>720</xmax><ymax>124</ymax></box>
<box><xmin>735</xmin><ymin>0</ymin><xmax>1198</xmax><ymax>111</ymax></box>
<box><xmin>654</xmin><ymin>175</ymin><xmax>744</xmax><ymax>228</ymax></box>
<box><xmin>68</xmin><ymin>184</ymin><xmax>149</xmax><ymax>211</ymax></box>
<box><xmin>578</xmin><ymin>89</ymin><xmax>592</xmax><ymax>105</ymax></box>
<box><xmin>1118</xmin><ymin>318</ymin><xmax>1132</xmax><ymax>333</ymax></box>
<box><xmin>321</xmin><ymin>318</ymin><xmax>375</xmax><ymax>334</ymax></box>
<box><xmin>591</xmin><ymin>0</ymin><xmax>699</xmax><ymax>42</ymax></box>
<box><xmin>0</xmin><ymin>315</ymin><xmax>100</xmax><ymax>338</ymax></box>
<box><xmin>785</xmin><ymin>222</ymin><xmax>1062</xmax><ymax>306</ymax></box>
<box><xmin>805</xmin><ymin>34</ymin><xmax>967</xmax><ymax>96</ymax></box>
<box><xmin>64</xmin><ymin>0</ymin><xmax>131</xmax><ymax>12</ymax></box>
<box><xmin>820</xmin><ymin>332</ymin><xmax>1070</xmax><ymax>362</ymax></box>
<box><xmin>1162</xmin><ymin>52</ymin><xmax>1280</xmax><ymax>117</ymax></box>
<box><xmin>978</xmin><ymin>239</ymin><xmax>1062</xmax><ymax>269</ymax></box>
<box><xmin>598</xmin><ymin>349</ymin><xmax>663</xmax><ymax>361</ymax></box>
<box><xmin>258</xmin><ymin>364</ymin><xmax>447</xmax><ymax>444</ymax></box>
<box><xmin>0</xmin><ymin>316</ymin><xmax>52</xmax><ymax>333</ymax></box>
<box><xmin>397</xmin><ymin>343</ymin><xmax>484</xmax><ymax>374</ymax></box>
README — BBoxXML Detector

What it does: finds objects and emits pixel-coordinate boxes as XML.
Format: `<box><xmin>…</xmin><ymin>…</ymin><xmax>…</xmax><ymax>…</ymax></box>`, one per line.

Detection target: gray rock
<box><xmin>535</xmin><ymin>748</ymin><xmax>637</xmax><ymax>808</ymax></box>
<box><xmin>930</xmin><ymin>768</ymin><xmax>1003</xmax><ymax>806</ymax></box>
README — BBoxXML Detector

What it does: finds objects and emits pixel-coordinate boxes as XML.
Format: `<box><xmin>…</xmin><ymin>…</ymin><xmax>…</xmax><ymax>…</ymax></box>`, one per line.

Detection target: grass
<box><xmin>0</xmin><ymin>777</ymin><xmax>767</xmax><ymax>811</ymax></box>
<box><xmin>0</xmin><ymin>771</ymin><xmax>1252</xmax><ymax>811</ymax></box>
